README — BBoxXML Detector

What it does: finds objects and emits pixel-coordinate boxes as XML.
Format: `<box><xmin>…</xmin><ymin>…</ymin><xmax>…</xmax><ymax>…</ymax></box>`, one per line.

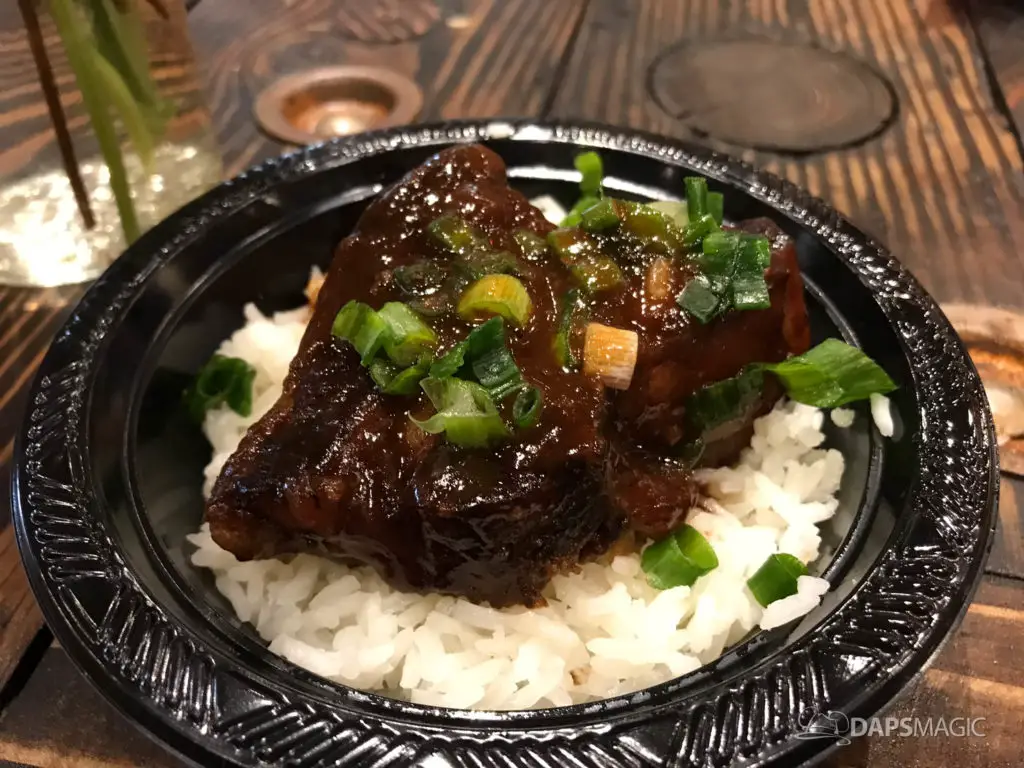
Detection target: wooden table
<box><xmin>1</xmin><ymin>1</ymin><xmax>1023</xmax><ymax>766</ymax></box>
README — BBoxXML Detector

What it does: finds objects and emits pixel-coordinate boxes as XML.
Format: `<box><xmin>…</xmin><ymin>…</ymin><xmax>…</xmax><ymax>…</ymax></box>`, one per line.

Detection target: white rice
<box><xmin>189</xmin><ymin>302</ymin><xmax>844</xmax><ymax>710</ymax></box>
<box><xmin>870</xmin><ymin>393</ymin><xmax>895</xmax><ymax>437</ymax></box>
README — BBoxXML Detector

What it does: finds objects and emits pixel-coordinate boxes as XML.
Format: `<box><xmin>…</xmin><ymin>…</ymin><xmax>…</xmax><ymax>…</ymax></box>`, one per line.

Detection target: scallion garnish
<box><xmin>548</xmin><ymin>228</ymin><xmax>624</xmax><ymax>293</ymax></box>
<box><xmin>430</xmin><ymin>317</ymin><xmax>525</xmax><ymax>402</ymax></box>
<box><xmin>456</xmin><ymin>250</ymin><xmax>521</xmax><ymax>281</ymax></box>
<box><xmin>747</xmin><ymin>553</ymin><xmax>808</xmax><ymax>607</ymax></box>
<box><xmin>576</xmin><ymin>151</ymin><xmax>604</xmax><ymax>198</ymax></box>
<box><xmin>412</xmin><ymin>377</ymin><xmax>510</xmax><ymax>448</ymax></box>
<box><xmin>332</xmin><ymin>301</ymin><xmax>390</xmax><ymax>365</ymax></box>
<box><xmin>708</xmin><ymin>191</ymin><xmax>724</xmax><ymax>225</ymax></box>
<box><xmin>685</xmin><ymin>366</ymin><xmax>766</xmax><ymax>441</ymax></box>
<box><xmin>681</xmin><ymin>213</ymin><xmax>720</xmax><ymax>247</ymax></box>
<box><xmin>457</xmin><ymin>274</ymin><xmax>533</xmax><ymax>327</ymax></box>
<box><xmin>428</xmin><ymin>215</ymin><xmax>484</xmax><ymax>255</ymax></box>
<box><xmin>512</xmin><ymin>386</ymin><xmax>543</xmax><ymax>429</ymax></box>
<box><xmin>579</xmin><ymin>198</ymin><xmax>620</xmax><ymax>231</ymax></box>
<box><xmin>462</xmin><ymin>317</ymin><xmax>525</xmax><ymax>400</ymax></box>
<box><xmin>677</xmin><ymin>231</ymin><xmax>772</xmax><ymax>322</ymax></box>
<box><xmin>184</xmin><ymin>354</ymin><xmax>256</xmax><ymax>423</ymax></box>
<box><xmin>561</xmin><ymin>151</ymin><xmax>605</xmax><ymax>227</ymax></box>
<box><xmin>678</xmin><ymin>275</ymin><xmax>720</xmax><ymax>323</ymax></box>
<box><xmin>369</xmin><ymin>355</ymin><xmax>432</xmax><ymax>396</ymax></box>
<box><xmin>641</xmin><ymin>524</ymin><xmax>719</xmax><ymax>589</ymax></box>
<box><xmin>553</xmin><ymin>288</ymin><xmax>585</xmax><ymax>370</ymax></box>
<box><xmin>762</xmin><ymin>339</ymin><xmax>897</xmax><ymax>407</ymax></box>
<box><xmin>378</xmin><ymin>302</ymin><xmax>438</xmax><ymax>366</ymax></box>
<box><xmin>685</xmin><ymin>177</ymin><xmax>709</xmax><ymax>222</ymax></box>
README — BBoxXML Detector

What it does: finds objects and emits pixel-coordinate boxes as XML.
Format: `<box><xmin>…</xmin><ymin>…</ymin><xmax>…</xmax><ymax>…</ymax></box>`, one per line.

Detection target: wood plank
<box><xmin>0</xmin><ymin>644</ymin><xmax>181</xmax><ymax>768</ymax></box>
<box><xmin>548</xmin><ymin>0</ymin><xmax>1024</xmax><ymax>311</ymax></box>
<box><xmin>826</xmin><ymin>574</ymin><xmax>1024</xmax><ymax>766</ymax></box>
<box><xmin>0</xmin><ymin>285</ymin><xmax>81</xmax><ymax>696</ymax></box>
<box><xmin>967</xmin><ymin>0</ymin><xmax>1024</xmax><ymax>147</ymax></box>
<box><xmin>184</xmin><ymin>0</ymin><xmax>588</xmax><ymax>173</ymax></box>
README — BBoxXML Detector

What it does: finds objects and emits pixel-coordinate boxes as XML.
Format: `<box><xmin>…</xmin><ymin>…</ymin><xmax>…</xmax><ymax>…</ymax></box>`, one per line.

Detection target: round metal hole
<box><xmin>254</xmin><ymin>67</ymin><xmax>423</xmax><ymax>145</ymax></box>
<box><xmin>648</xmin><ymin>39</ymin><xmax>897</xmax><ymax>153</ymax></box>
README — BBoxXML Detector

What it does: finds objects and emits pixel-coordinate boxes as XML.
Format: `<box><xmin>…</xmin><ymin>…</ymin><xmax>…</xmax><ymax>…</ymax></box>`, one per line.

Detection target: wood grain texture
<box><xmin>548</xmin><ymin>0</ymin><xmax>1024</xmax><ymax>311</ymax></box>
<box><xmin>0</xmin><ymin>284</ymin><xmax>82</xmax><ymax>696</ymax></box>
<box><xmin>186</xmin><ymin>0</ymin><xmax>588</xmax><ymax>174</ymax></box>
<box><xmin>968</xmin><ymin>0</ymin><xmax>1024</xmax><ymax>149</ymax></box>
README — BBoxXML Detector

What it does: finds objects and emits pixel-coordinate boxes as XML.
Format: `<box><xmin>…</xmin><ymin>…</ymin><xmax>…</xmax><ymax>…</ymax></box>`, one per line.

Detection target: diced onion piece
<box><xmin>458</xmin><ymin>274</ymin><xmax>533</xmax><ymax>327</ymax></box>
<box><xmin>645</xmin><ymin>257</ymin><xmax>675</xmax><ymax>302</ymax></box>
<box><xmin>641</xmin><ymin>524</ymin><xmax>719</xmax><ymax>589</ymax></box>
<box><xmin>583</xmin><ymin>322</ymin><xmax>638</xmax><ymax>390</ymax></box>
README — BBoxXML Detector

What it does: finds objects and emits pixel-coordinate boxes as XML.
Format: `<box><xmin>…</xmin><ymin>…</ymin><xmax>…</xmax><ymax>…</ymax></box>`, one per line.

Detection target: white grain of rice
<box><xmin>870</xmin><ymin>393</ymin><xmax>894</xmax><ymax>437</ymax></box>
<box><xmin>188</xmin><ymin>298</ymin><xmax>847</xmax><ymax>710</ymax></box>
<box><xmin>830</xmin><ymin>407</ymin><xmax>855</xmax><ymax>428</ymax></box>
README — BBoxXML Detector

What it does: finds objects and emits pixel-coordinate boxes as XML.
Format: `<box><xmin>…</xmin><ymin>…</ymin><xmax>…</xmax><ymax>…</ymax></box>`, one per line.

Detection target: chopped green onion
<box><xmin>575</xmin><ymin>151</ymin><xmax>604</xmax><ymax>197</ymax></box>
<box><xmin>685</xmin><ymin>177</ymin><xmax>709</xmax><ymax>222</ymax></box>
<box><xmin>430</xmin><ymin>341</ymin><xmax>467</xmax><ymax>379</ymax></box>
<box><xmin>685</xmin><ymin>367</ymin><xmax>766</xmax><ymax>441</ymax></box>
<box><xmin>462</xmin><ymin>317</ymin><xmax>525</xmax><ymax>400</ymax></box>
<box><xmin>678</xmin><ymin>232</ymin><xmax>772</xmax><ymax>322</ymax></box>
<box><xmin>332</xmin><ymin>301</ymin><xmax>389</xmax><ymax>366</ymax></box>
<box><xmin>708</xmin><ymin>192</ymin><xmax>724</xmax><ymax>225</ymax></box>
<box><xmin>560</xmin><ymin>194</ymin><xmax>600</xmax><ymax>228</ymax></box>
<box><xmin>678</xmin><ymin>275</ymin><xmax>721</xmax><ymax>323</ymax></box>
<box><xmin>642</xmin><ymin>524</ymin><xmax>719</xmax><ymax>589</ymax></box>
<box><xmin>378</xmin><ymin>302</ymin><xmax>438</xmax><ymax>366</ymax></box>
<box><xmin>731</xmin><ymin>238</ymin><xmax>772</xmax><ymax>310</ymax></box>
<box><xmin>579</xmin><ymin>198</ymin><xmax>621</xmax><ymax>231</ymax></box>
<box><xmin>429</xmin><ymin>215</ymin><xmax>484</xmax><ymax>255</ymax></box>
<box><xmin>393</xmin><ymin>260</ymin><xmax>447</xmax><ymax>296</ymax></box>
<box><xmin>184</xmin><ymin>354</ymin><xmax>256</xmax><ymax>423</ymax></box>
<box><xmin>747</xmin><ymin>553</ymin><xmax>808</xmax><ymax>607</ymax></box>
<box><xmin>553</xmin><ymin>288</ymin><xmax>585</xmax><ymax>370</ymax></box>
<box><xmin>618</xmin><ymin>201</ymin><xmax>684</xmax><ymax>250</ymax></box>
<box><xmin>646</xmin><ymin>200</ymin><xmax>688</xmax><ymax>228</ymax></box>
<box><xmin>512</xmin><ymin>386</ymin><xmax>543</xmax><ymax>429</ymax></box>
<box><xmin>762</xmin><ymin>339</ymin><xmax>897</xmax><ymax>407</ymax></box>
<box><xmin>458</xmin><ymin>274</ymin><xmax>533</xmax><ymax>327</ymax></box>
<box><xmin>681</xmin><ymin>213</ymin><xmax>721</xmax><ymax>247</ymax></box>
<box><xmin>457</xmin><ymin>250</ymin><xmax>521</xmax><ymax>281</ymax></box>
<box><xmin>514</xmin><ymin>230</ymin><xmax>549</xmax><ymax>262</ymax></box>
<box><xmin>429</xmin><ymin>317</ymin><xmax>525</xmax><ymax>401</ymax></box>
<box><xmin>548</xmin><ymin>229</ymin><xmax>624</xmax><ymax>293</ymax></box>
<box><xmin>412</xmin><ymin>377</ymin><xmax>510</xmax><ymax>448</ymax></box>
<box><xmin>369</xmin><ymin>356</ymin><xmax>432</xmax><ymax>396</ymax></box>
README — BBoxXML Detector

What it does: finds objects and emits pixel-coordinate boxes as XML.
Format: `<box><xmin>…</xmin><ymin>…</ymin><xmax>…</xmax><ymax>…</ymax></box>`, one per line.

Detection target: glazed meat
<box><xmin>205</xmin><ymin>144</ymin><xmax>809</xmax><ymax>606</ymax></box>
<box><xmin>207</xmin><ymin>145</ymin><xmax>614</xmax><ymax>607</ymax></box>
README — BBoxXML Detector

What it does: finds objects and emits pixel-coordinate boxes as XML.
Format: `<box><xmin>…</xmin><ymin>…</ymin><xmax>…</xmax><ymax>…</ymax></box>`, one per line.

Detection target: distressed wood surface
<box><xmin>0</xmin><ymin>0</ymin><xmax>1022</xmax><ymax>766</ymax></box>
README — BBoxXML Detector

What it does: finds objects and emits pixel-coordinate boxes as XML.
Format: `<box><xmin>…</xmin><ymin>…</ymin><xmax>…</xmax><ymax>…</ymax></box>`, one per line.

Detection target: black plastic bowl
<box><xmin>13</xmin><ymin>121</ymin><xmax>998</xmax><ymax>767</ymax></box>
